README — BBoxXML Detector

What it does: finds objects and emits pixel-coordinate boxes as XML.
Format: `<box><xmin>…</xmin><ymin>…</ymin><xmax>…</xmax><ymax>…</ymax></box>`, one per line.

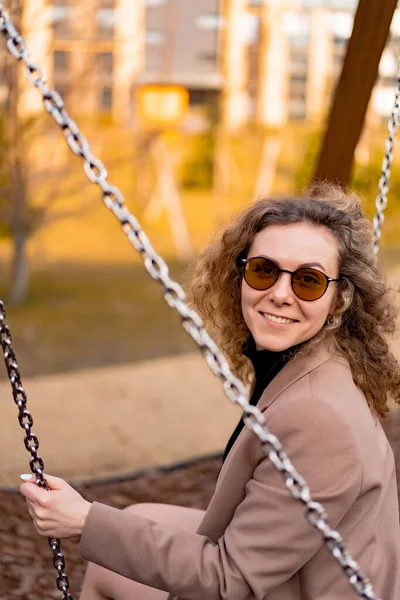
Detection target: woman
<box><xmin>20</xmin><ymin>184</ymin><xmax>400</xmax><ymax>599</ymax></box>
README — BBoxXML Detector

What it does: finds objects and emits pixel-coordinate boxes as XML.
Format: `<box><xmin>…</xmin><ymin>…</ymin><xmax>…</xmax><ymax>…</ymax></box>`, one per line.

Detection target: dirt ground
<box><xmin>0</xmin><ymin>413</ymin><xmax>398</xmax><ymax>600</ymax></box>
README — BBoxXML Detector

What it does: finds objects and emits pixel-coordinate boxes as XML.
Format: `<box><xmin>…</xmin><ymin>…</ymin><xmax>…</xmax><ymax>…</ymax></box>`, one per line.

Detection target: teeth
<box><xmin>262</xmin><ymin>313</ymin><xmax>295</xmax><ymax>325</ymax></box>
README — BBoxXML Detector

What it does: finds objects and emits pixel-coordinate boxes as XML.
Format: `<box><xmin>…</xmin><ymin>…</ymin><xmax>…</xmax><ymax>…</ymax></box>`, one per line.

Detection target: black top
<box><xmin>222</xmin><ymin>338</ymin><xmax>297</xmax><ymax>463</ymax></box>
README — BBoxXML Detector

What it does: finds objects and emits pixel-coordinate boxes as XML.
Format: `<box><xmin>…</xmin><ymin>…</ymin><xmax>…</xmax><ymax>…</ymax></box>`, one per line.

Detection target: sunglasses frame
<box><xmin>238</xmin><ymin>257</ymin><xmax>341</xmax><ymax>301</ymax></box>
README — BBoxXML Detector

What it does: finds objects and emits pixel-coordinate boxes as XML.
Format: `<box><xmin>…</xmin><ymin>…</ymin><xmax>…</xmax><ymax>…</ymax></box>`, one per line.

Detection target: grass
<box><xmin>0</xmin><ymin>261</ymin><xmax>195</xmax><ymax>380</ymax></box>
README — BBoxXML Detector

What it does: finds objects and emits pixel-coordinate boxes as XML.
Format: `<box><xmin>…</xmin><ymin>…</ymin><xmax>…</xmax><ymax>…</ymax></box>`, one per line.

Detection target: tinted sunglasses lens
<box><xmin>244</xmin><ymin>258</ymin><xmax>279</xmax><ymax>290</ymax></box>
<box><xmin>292</xmin><ymin>268</ymin><xmax>328</xmax><ymax>301</ymax></box>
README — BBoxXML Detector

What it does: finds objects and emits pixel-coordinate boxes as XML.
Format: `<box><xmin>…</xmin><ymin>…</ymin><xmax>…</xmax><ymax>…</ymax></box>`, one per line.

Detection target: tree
<box><xmin>0</xmin><ymin>1</ymin><xmax>98</xmax><ymax>305</ymax></box>
<box><xmin>0</xmin><ymin>0</ymin><xmax>30</xmax><ymax>305</ymax></box>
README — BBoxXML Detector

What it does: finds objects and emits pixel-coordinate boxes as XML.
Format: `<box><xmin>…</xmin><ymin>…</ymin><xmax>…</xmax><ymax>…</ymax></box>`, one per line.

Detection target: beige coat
<box><xmin>80</xmin><ymin>342</ymin><xmax>400</xmax><ymax>599</ymax></box>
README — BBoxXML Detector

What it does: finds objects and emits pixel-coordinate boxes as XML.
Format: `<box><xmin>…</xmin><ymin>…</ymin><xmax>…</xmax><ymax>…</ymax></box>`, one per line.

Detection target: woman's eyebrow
<box><xmin>257</xmin><ymin>255</ymin><xmax>327</xmax><ymax>273</ymax></box>
<box><xmin>297</xmin><ymin>262</ymin><xmax>327</xmax><ymax>273</ymax></box>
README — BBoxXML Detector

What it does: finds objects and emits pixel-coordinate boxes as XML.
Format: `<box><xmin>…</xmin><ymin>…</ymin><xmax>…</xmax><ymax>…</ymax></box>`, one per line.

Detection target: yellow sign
<box><xmin>136</xmin><ymin>85</ymin><xmax>189</xmax><ymax>127</ymax></box>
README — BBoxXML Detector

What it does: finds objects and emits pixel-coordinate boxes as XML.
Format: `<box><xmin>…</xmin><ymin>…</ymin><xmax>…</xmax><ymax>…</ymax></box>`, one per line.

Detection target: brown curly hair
<box><xmin>189</xmin><ymin>183</ymin><xmax>400</xmax><ymax>418</ymax></box>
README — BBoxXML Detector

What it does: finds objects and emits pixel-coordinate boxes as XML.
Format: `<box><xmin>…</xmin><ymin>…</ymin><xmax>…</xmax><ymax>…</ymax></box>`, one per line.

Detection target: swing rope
<box><xmin>0</xmin><ymin>301</ymin><xmax>73</xmax><ymax>600</ymax></box>
<box><xmin>0</xmin><ymin>4</ymin><xmax>398</xmax><ymax>599</ymax></box>
<box><xmin>373</xmin><ymin>56</ymin><xmax>400</xmax><ymax>254</ymax></box>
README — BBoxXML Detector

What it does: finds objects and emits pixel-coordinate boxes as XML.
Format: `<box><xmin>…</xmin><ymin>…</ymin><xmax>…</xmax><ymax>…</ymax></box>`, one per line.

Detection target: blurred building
<box><xmin>2</xmin><ymin>0</ymin><xmax>400</xmax><ymax>128</ymax></box>
<box><xmin>244</xmin><ymin>0</ymin><xmax>400</xmax><ymax>127</ymax></box>
<box><xmin>140</xmin><ymin>0</ymin><xmax>221</xmax><ymax>98</ymax></box>
<box><xmin>46</xmin><ymin>0</ymin><xmax>144</xmax><ymax>125</ymax></box>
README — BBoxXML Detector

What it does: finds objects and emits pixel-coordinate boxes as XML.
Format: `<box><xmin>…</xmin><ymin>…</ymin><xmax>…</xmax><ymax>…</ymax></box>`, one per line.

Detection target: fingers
<box><xmin>26</xmin><ymin>499</ymin><xmax>45</xmax><ymax>520</ymax></box>
<box><xmin>27</xmin><ymin>500</ymin><xmax>35</xmax><ymax>519</ymax></box>
<box><xmin>20</xmin><ymin>472</ymin><xmax>65</xmax><ymax>489</ymax></box>
<box><xmin>25</xmin><ymin>498</ymin><xmax>48</xmax><ymax>536</ymax></box>
<box><xmin>38</xmin><ymin>473</ymin><xmax>65</xmax><ymax>490</ymax></box>
<box><xmin>19</xmin><ymin>473</ymin><xmax>67</xmax><ymax>502</ymax></box>
<box><xmin>20</xmin><ymin>480</ymin><xmax>47</xmax><ymax>503</ymax></box>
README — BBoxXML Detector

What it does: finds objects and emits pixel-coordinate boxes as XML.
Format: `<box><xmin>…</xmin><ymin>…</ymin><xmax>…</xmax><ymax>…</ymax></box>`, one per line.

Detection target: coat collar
<box><xmin>255</xmin><ymin>337</ymin><xmax>340</xmax><ymax>413</ymax></box>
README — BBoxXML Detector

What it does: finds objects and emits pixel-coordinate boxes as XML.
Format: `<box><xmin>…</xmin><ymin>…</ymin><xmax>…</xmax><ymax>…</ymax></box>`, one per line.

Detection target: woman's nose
<box><xmin>267</xmin><ymin>272</ymin><xmax>294</xmax><ymax>305</ymax></box>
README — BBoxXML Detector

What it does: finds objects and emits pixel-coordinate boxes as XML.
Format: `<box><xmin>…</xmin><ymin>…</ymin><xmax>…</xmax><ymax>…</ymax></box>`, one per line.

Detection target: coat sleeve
<box><xmin>79</xmin><ymin>397</ymin><xmax>363</xmax><ymax>600</ymax></box>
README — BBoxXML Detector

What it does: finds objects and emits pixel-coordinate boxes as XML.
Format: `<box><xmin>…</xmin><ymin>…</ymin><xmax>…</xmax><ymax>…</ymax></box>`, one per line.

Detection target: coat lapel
<box><xmin>255</xmin><ymin>340</ymin><xmax>337</xmax><ymax>413</ymax></box>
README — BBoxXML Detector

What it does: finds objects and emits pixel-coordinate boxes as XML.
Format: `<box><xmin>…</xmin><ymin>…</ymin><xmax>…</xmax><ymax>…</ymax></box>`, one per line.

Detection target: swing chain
<box><xmin>0</xmin><ymin>302</ymin><xmax>74</xmax><ymax>600</ymax></box>
<box><xmin>0</xmin><ymin>5</ymin><xmax>382</xmax><ymax>599</ymax></box>
<box><xmin>372</xmin><ymin>58</ymin><xmax>400</xmax><ymax>254</ymax></box>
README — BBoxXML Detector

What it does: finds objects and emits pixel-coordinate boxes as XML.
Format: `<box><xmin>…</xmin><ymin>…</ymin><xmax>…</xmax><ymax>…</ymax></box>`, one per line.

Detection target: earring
<box><xmin>325</xmin><ymin>314</ymin><xmax>341</xmax><ymax>328</ymax></box>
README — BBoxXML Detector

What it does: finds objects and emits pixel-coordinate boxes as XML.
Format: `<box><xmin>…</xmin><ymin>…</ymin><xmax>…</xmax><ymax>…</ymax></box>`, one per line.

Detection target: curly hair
<box><xmin>189</xmin><ymin>183</ymin><xmax>400</xmax><ymax>418</ymax></box>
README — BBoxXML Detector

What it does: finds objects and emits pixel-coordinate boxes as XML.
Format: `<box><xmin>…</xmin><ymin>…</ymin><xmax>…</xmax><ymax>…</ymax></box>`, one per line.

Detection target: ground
<box><xmin>1</xmin><ymin>456</ymin><xmax>221</xmax><ymax>600</ymax></box>
<box><xmin>0</xmin><ymin>413</ymin><xmax>398</xmax><ymax>600</ymax></box>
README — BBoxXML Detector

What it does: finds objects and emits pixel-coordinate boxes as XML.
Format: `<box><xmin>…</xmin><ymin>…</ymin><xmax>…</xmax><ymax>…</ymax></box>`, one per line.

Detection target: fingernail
<box><xmin>20</xmin><ymin>474</ymin><xmax>33</xmax><ymax>481</ymax></box>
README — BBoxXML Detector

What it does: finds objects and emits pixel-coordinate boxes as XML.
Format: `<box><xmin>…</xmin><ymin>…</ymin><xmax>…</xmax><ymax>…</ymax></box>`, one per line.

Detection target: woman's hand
<box><xmin>19</xmin><ymin>473</ymin><xmax>92</xmax><ymax>540</ymax></box>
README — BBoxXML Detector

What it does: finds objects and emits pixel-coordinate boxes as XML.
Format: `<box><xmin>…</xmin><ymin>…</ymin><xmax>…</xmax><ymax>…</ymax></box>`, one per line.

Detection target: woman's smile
<box><xmin>259</xmin><ymin>312</ymin><xmax>299</xmax><ymax>326</ymax></box>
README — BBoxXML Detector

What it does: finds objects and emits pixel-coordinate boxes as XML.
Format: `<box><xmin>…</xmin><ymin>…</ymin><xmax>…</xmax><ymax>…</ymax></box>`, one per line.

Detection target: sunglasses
<box><xmin>239</xmin><ymin>257</ymin><xmax>340</xmax><ymax>301</ymax></box>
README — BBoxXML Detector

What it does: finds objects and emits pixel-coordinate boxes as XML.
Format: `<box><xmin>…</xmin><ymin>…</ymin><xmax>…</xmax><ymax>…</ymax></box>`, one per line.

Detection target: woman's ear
<box><xmin>331</xmin><ymin>279</ymin><xmax>354</xmax><ymax>317</ymax></box>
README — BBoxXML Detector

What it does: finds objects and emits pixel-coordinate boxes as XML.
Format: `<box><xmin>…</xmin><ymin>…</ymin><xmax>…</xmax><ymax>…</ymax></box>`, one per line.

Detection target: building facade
<box><xmin>2</xmin><ymin>0</ymin><xmax>399</xmax><ymax>129</ymax></box>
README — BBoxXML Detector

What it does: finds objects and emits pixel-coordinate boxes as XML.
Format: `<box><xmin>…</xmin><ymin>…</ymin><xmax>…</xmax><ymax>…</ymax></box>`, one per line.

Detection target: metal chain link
<box><xmin>372</xmin><ymin>56</ymin><xmax>400</xmax><ymax>254</ymax></box>
<box><xmin>0</xmin><ymin>302</ymin><xmax>73</xmax><ymax>600</ymax></box>
<box><xmin>0</xmin><ymin>5</ymin><xmax>384</xmax><ymax>599</ymax></box>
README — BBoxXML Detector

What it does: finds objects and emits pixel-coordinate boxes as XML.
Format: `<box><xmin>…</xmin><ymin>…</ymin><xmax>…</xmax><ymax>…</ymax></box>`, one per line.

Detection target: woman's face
<box><xmin>241</xmin><ymin>222</ymin><xmax>340</xmax><ymax>352</ymax></box>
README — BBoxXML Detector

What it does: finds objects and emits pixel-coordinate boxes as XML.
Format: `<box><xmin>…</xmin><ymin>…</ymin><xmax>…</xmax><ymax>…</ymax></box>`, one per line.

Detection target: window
<box><xmin>333</xmin><ymin>36</ymin><xmax>348</xmax><ymax>47</ymax></box>
<box><xmin>327</xmin><ymin>0</ymin><xmax>358</xmax><ymax>9</ymax></box>
<box><xmin>380</xmin><ymin>76</ymin><xmax>396</xmax><ymax>87</ymax></box>
<box><xmin>189</xmin><ymin>89</ymin><xmax>212</xmax><ymax>106</ymax></box>
<box><xmin>303</xmin><ymin>0</ymin><xmax>357</xmax><ymax>7</ymax></box>
<box><xmin>55</xmin><ymin>83</ymin><xmax>70</xmax><ymax>103</ymax></box>
<box><xmin>51</xmin><ymin>5</ymin><xmax>71</xmax><ymax>37</ymax></box>
<box><xmin>241</xmin><ymin>14</ymin><xmax>260</xmax><ymax>44</ymax></box>
<box><xmin>197</xmin><ymin>51</ymin><xmax>218</xmax><ymax>63</ymax></box>
<box><xmin>146</xmin><ymin>46</ymin><xmax>163</xmax><ymax>70</ymax></box>
<box><xmin>302</xmin><ymin>0</ymin><xmax>323</xmax><ymax>7</ymax></box>
<box><xmin>379</xmin><ymin>49</ymin><xmax>397</xmax><ymax>78</ymax></box>
<box><xmin>53</xmin><ymin>50</ymin><xmax>68</xmax><ymax>71</ymax></box>
<box><xmin>101</xmin><ymin>86</ymin><xmax>113</xmax><ymax>110</ymax></box>
<box><xmin>289</xmin><ymin>99</ymin><xmax>306</xmax><ymax>121</ymax></box>
<box><xmin>290</xmin><ymin>35</ymin><xmax>310</xmax><ymax>48</ymax></box>
<box><xmin>98</xmin><ymin>52</ymin><xmax>114</xmax><ymax>74</ymax></box>
<box><xmin>96</xmin><ymin>8</ymin><xmax>115</xmax><ymax>38</ymax></box>
<box><xmin>290</xmin><ymin>74</ymin><xmax>307</xmax><ymax>84</ymax></box>
<box><xmin>391</xmin><ymin>9</ymin><xmax>400</xmax><ymax>37</ymax></box>
<box><xmin>290</xmin><ymin>54</ymin><xmax>308</xmax><ymax>73</ymax></box>
<box><xmin>282</xmin><ymin>12</ymin><xmax>309</xmax><ymax>37</ymax></box>
<box><xmin>333</xmin><ymin>53</ymin><xmax>344</xmax><ymax>72</ymax></box>
<box><xmin>331</xmin><ymin>12</ymin><xmax>353</xmax><ymax>40</ymax></box>
<box><xmin>196</xmin><ymin>14</ymin><xmax>224</xmax><ymax>30</ymax></box>
<box><xmin>146</xmin><ymin>30</ymin><xmax>165</xmax><ymax>45</ymax></box>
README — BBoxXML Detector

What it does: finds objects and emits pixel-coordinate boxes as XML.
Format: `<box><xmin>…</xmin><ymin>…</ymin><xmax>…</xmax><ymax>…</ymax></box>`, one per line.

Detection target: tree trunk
<box><xmin>8</xmin><ymin>154</ymin><xmax>28</xmax><ymax>306</ymax></box>
<box><xmin>313</xmin><ymin>0</ymin><xmax>398</xmax><ymax>186</ymax></box>
<box><xmin>8</xmin><ymin>224</ymin><xmax>28</xmax><ymax>306</ymax></box>
<box><xmin>6</xmin><ymin>0</ymin><xmax>29</xmax><ymax>306</ymax></box>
